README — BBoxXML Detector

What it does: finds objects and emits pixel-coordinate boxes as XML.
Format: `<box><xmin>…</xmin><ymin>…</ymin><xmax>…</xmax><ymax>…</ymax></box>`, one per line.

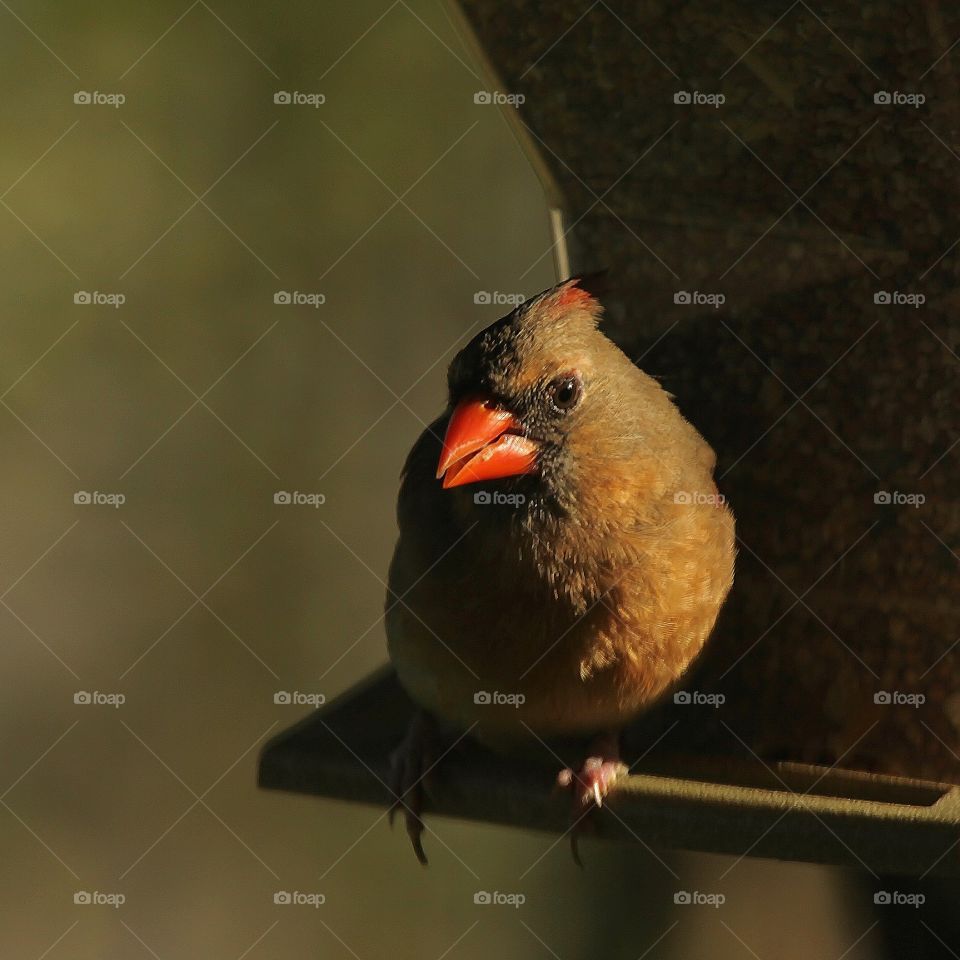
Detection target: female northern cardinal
<box><xmin>386</xmin><ymin>278</ymin><xmax>735</xmax><ymax>862</ymax></box>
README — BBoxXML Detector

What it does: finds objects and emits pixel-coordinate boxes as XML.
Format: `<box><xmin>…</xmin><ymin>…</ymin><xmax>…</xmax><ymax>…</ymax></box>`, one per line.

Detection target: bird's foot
<box><xmin>388</xmin><ymin>711</ymin><xmax>437</xmax><ymax>865</ymax></box>
<box><xmin>557</xmin><ymin>755</ymin><xmax>627</xmax><ymax>809</ymax></box>
<box><xmin>556</xmin><ymin>734</ymin><xmax>628</xmax><ymax>866</ymax></box>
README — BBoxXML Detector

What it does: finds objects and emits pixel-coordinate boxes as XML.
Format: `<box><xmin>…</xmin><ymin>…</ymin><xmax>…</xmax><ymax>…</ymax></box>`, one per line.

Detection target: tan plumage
<box><xmin>386</xmin><ymin>280</ymin><xmax>735</xmax><ymax>752</ymax></box>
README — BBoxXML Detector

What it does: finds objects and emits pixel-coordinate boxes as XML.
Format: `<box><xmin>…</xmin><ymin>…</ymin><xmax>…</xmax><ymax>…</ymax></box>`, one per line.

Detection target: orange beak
<box><xmin>436</xmin><ymin>396</ymin><xmax>539</xmax><ymax>489</ymax></box>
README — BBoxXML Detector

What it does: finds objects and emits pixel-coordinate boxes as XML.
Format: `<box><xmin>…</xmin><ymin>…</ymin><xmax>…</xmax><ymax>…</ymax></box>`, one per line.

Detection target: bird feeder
<box><xmin>261</xmin><ymin>0</ymin><xmax>960</xmax><ymax>880</ymax></box>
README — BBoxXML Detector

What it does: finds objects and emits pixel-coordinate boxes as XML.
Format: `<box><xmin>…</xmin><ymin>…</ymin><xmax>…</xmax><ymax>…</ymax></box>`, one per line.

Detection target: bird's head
<box><xmin>437</xmin><ymin>278</ymin><xmax>682</xmax><ymax>524</ymax></box>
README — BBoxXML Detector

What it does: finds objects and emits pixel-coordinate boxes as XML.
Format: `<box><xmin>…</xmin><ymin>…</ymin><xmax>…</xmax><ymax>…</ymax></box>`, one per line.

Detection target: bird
<box><xmin>385</xmin><ymin>277</ymin><xmax>735</xmax><ymax>863</ymax></box>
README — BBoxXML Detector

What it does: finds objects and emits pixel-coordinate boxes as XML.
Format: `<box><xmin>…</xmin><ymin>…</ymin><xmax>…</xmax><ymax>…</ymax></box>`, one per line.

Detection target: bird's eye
<box><xmin>548</xmin><ymin>373</ymin><xmax>583</xmax><ymax>412</ymax></box>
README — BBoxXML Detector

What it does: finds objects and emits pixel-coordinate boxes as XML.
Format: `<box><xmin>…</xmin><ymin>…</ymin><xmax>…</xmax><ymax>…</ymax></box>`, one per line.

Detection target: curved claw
<box><xmin>407</xmin><ymin>815</ymin><xmax>427</xmax><ymax>866</ymax></box>
<box><xmin>388</xmin><ymin>712</ymin><xmax>437</xmax><ymax>865</ymax></box>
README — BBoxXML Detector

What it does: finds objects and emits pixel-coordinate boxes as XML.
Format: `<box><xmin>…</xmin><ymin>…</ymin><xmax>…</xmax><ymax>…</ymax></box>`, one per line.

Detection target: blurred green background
<box><xmin>0</xmin><ymin>2</ymin><xmax>882</xmax><ymax>957</ymax></box>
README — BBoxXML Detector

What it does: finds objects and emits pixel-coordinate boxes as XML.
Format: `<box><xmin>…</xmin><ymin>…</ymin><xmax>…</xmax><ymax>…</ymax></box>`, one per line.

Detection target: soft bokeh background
<box><xmin>1</xmin><ymin>2</ymin><xmax>882</xmax><ymax>957</ymax></box>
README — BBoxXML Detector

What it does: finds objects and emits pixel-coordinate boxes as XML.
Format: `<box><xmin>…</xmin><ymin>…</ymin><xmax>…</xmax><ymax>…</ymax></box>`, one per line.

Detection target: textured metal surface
<box><xmin>260</xmin><ymin>669</ymin><xmax>960</xmax><ymax>877</ymax></box>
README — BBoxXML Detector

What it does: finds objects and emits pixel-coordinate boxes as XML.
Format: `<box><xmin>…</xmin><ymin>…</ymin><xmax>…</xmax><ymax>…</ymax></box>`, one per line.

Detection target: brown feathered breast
<box><xmin>386</xmin><ymin>281</ymin><xmax>735</xmax><ymax>749</ymax></box>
